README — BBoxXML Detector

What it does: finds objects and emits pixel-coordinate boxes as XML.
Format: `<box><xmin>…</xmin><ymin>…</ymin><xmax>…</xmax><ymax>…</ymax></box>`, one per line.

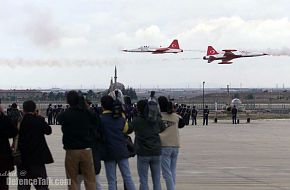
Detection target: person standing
<box><xmin>52</xmin><ymin>105</ymin><xmax>58</xmax><ymax>125</ymax></box>
<box><xmin>184</xmin><ymin>106</ymin><xmax>191</xmax><ymax>125</ymax></box>
<box><xmin>18</xmin><ymin>100</ymin><xmax>54</xmax><ymax>190</ymax></box>
<box><xmin>203</xmin><ymin>105</ymin><xmax>209</xmax><ymax>126</ymax></box>
<box><xmin>100</xmin><ymin>95</ymin><xmax>136</xmax><ymax>190</ymax></box>
<box><xmin>76</xmin><ymin>98</ymin><xmax>103</xmax><ymax>190</ymax></box>
<box><xmin>131</xmin><ymin>100</ymin><xmax>164</xmax><ymax>190</ymax></box>
<box><xmin>0</xmin><ymin>105</ymin><xmax>18</xmax><ymax>190</ymax></box>
<box><xmin>7</xmin><ymin>103</ymin><xmax>22</xmax><ymax>128</ymax></box>
<box><xmin>57</xmin><ymin>91</ymin><xmax>97</xmax><ymax>190</ymax></box>
<box><xmin>231</xmin><ymin>105</ymin><xmax>238</xmax><ymax>124</ymax></box>
<box><xmin>46</xmin><ymin>104</ymin><xmax>53</xmax><ymax>125</ymax></box>
<box><xmin>158</xmin><ymin>96</ymin><xmax>185</xmax><ymax>190</ymax></box>
<box><xmin>191</xmin><ymin>106</ymin><xmax>198</xmax><ymax>125</ymax></box>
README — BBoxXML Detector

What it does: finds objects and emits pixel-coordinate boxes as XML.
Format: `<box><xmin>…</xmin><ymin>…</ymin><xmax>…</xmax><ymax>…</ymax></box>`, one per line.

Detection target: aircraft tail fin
<box><xmin>207</xmin><ymin>46</ymin><xmax>219</xmax><ymax>56</ymax></box>
<box><xmin>168</xmin><ymin>39</ymin><xmax>180</xmax><ymax>49</ymax></box>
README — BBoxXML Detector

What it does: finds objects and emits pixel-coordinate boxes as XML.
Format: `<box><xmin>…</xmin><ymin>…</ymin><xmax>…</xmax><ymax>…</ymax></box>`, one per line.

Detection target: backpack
<box><xmin>8</xmin><ymin>109</ymin><xmax>22</xmax><ymax>126</ymax></box>
<box><xmin>145</xmin><ymin>97</ymin><xmax>160</xmax><ymax>122</ymax></box>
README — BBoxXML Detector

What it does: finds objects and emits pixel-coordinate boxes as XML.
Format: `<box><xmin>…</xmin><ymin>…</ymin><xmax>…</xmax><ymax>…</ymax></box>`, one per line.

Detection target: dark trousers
<box><xmin>17</xmin><ymin>164</ymin><xmax>48</xmax><ymax>190</ymax></box>
<box><xmin>203</xmin><ymin>116</ymin><xmax>208</xmax><ymax>125</ymax></box>
<box><xmin>48</xmin><ymin>115</ymin><xmax>53</xmax><ymax>125</ymax></box>
<box><xmin>232</xmin><ymin>115</ymin><xmax>237</xmax><ymax>124</ymax></box>
<box><xmin>192</xmin><ymin>116</ymin><xmax>197</xmax><ymax>125</ymax></box>
<box><xmin>53</xmin><ymin>116</ymin><xmax>57</xmax><ymax>125</ymax></box>
<box><xmin>0</xmin><ymin>176</ymin><xmax>8</xmax><ymax>190</ymax></box>
<box><xmin>185</xmin><ymin>115</ymin><xmax>190</xmax><ymax>125</ymax></box>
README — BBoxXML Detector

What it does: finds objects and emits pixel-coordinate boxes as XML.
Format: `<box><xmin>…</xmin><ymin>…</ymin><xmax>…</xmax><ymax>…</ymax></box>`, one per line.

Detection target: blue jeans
<box><xmin>137</xmin><ymin>155</ymin><xmax>161</xmax><ymax>190</ymax></box>
<box><xmin>161</xmin><ymin>147</ymin><xmax>179</xmax><ymax>190</ymax></box>
<box><xmin>104</xmin><ymin>159</ymin><xmax>136</xmax><ymax>190</ymax></box>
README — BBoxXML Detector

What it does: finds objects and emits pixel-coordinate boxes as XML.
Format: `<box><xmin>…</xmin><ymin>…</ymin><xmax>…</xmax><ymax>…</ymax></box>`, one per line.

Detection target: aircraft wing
<box><xmin>223</xmin><ymin>51</ymin><xmax>236</xmax><ymax>56</ymax></box>
<box><xmin>152</xmin><ymin>48</ymin><xmax>170</xmax><ymax>53</ymax></box>
<box><xmin>218</xmin><ymin>61</ymin><xmax>233</xmax><ymax>64</ymax></box>
<box><xmin>222</xmin><ymin>49</ymin><xmax>237</xmax><ymax>52</ymax></box>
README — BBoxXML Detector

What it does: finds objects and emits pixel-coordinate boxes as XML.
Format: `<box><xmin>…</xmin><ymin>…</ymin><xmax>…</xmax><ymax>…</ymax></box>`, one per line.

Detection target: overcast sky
<box><xmin>1</xmin><ymin>0</ymin><xmax>290</xmax><ymax>89</ymax></box>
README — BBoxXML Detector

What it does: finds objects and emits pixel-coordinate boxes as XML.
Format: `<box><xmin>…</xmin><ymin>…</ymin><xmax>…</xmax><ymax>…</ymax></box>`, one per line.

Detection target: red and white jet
<box><xmin>203</xmin><ymin>46</ymin><xmax>268</xmax><ymax>64</ymax></box>
<box><xmin>122</xmin><ymin>39</ymin><xmax>183</xmax><ymax>54</ymax></box>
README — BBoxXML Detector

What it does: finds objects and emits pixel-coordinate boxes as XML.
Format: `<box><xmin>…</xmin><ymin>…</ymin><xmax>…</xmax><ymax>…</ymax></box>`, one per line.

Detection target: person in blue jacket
<box><xmin>99</xmin><ymin>95</ymin><xmax>136</xmax><ymax>190</ymax></box>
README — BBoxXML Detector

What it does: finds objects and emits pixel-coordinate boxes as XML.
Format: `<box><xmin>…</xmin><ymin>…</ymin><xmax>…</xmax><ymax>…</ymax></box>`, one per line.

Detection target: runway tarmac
<box><xmin>9</xmin><ymin>119</ymin><xmax>290</xmax><ymax>190</ymax></box>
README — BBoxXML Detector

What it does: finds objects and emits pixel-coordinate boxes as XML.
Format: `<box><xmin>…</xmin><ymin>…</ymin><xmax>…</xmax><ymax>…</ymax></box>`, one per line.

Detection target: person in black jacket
<box><xmin>75</xmin><ymin>97</ymin><xmax>103</xmax><ymax>190</ymax></box>
<box><xmin>131</xmin><ymin>100</ymin><xmax>164</xmax><ymax>190</ymax></box>
<box><xmin>7</xmin><ymin>102</ymin><xmax>22</xmax><ymax>128</ymax></box>
<box><xmin>191</xmin><ymin>106</ymin><xmax>198</xmax><ymax>125</ymax></box>
<box><xmin>57</xmin><ymin>91</ymin><xmax>97</xmax><ymax>190</ymax></box>
<box><xmin>17</xmin><ymin>100</ymin><xmax>54</xmax><ymax>190</ymax></box>
<box><xmin>184</xmin><ymin>105</ymin><xmax>191</xmax><ymax>125</ymax></box>
<box><xmin>231</xmin><ymin>105</ymin><xmax>238</xmax><ymax>124</ymax></box>
<box><xmin>0</xmin><ymin>105</ymin><xmax>18</xmax><ymax>190</ymax></box>
<box><xmin>52</xmin><ymin>105</ymin><xmax>58</xmax><ymax>125</ymax></box>
<box><xmin>203</xmin><ymin>105</ymin><xmax>209</xmax><ymax>126</ymax></box>
<box><xmin>46</xmin><ymin>104</ymin><xmax>53</xmax><ymax>125</ymax></box>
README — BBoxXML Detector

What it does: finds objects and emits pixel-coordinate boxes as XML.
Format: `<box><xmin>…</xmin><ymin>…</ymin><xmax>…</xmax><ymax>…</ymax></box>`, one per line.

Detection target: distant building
<box><xmin>108</xmin><ymin>66</ymin><xmax>125</xmax><ymax>92</ymax></box>
<box><xmin>0</xmin><ymin>89</ymin><xmax>42</xmax><ymax>101</ymax></box>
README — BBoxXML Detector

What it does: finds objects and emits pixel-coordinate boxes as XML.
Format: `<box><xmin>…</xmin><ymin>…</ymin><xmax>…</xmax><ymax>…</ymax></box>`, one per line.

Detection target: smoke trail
<box><xmin>0</xmin><ymin>58</ymin><xmax>124</xmax><ymax>67</ymax></box>
<box><xmin>242</xmin><ymin>47</ymin><xmax>290</xmax><ymax>56</ymax></box>
<box><xmin>182</xmin><ymin>49</ymin><xmax>204</xmax><ymax>53</ymax></box>
<box><xmin>162</xmin><ymin>57</ymin><xmax>201</xmax><ymax>61</ymax></box>
<box><xmin>264</xmin><ymin>47</ymin><xmax>290</xmax><ymax>56</ymax></box>
<box><xmin>0</xmin><ymin>55</ymin><xmax>205</xmax><ymax>67</ymax></box>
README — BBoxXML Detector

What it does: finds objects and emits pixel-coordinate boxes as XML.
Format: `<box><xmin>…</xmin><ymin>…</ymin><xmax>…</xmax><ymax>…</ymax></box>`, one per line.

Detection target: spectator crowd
<box><xmin>0</xmin><ymin>90</ymin><xmax>187</xmax><ymax>190</ymax></box>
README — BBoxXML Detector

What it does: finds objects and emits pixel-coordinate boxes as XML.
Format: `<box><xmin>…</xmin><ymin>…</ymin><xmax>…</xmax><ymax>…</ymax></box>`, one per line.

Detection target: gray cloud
<box><xmin>23</xmin><ymin>7</ymin><xmax>62</xmax><ymax>48</ymax></box>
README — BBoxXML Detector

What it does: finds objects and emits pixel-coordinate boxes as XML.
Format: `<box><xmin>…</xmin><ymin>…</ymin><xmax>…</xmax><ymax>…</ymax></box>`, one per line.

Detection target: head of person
<box><xmin>11</xmin><ymin>103</ymin><xmax>17</xmax><ymax>109</ymax></box>
<box><xmin>101</xmin><ymin>95</ymin><xmax>114</xmax><ymax>111</ymax></box>
<box><xmin>158</xmin><ymin>96</ymin><xmax>169</xmax><ymax>112</ymax></box>
<box><xmin>23</xmin><ymin>100</ymin><xmax>36</xmax><ymax>114</ymax></box>
<box><xmin>136</xmin><ymin>99</ymin><xmax>147</xmax><ymax>116</ymax></box>
<box><xmin>205</xmin><ymin>105</ymin><xmax>208</xmax><ymax>108</ymax></box>
<box><xmin>78</xmin><ymin>95</ymin><xmax>89</xmax><ymax>110</ymax></box>
<box><xmin>124</xmin><ymin>96</ymin><xmax>132</xmax><ymax>105</ymax></box>
<box><xmin>66</xmin><ymin>90</ymin><xmax>79</xmax><ymax>107</ymax></box>
<box><xmin>193</xmin><ymin>106</ymin><xmax>196</xmax><ymax>109</ymax></box>
<box><xmin>108</xmin><ymin>89</ymin><xmax>125</xmax><ymax>104</ymax></box>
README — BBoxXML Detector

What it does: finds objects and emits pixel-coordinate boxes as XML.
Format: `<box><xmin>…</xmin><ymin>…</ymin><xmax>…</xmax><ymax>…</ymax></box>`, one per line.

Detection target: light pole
<box><xmin>202</xmin><ymin>81</ymin><xmax>205</xmax><ymax>110</ymax></box>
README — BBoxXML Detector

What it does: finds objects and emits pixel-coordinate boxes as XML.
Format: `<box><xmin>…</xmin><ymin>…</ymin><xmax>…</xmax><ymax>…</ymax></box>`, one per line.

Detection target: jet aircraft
<box><xmin>203</xmin><ymin>46</ymin><xmax>268</xmax><ymax>64</ymax></box>
<box><xmin>122</xmin><ymin>39</ymin><xmax>183</xmax><ymax>54</ymax></box>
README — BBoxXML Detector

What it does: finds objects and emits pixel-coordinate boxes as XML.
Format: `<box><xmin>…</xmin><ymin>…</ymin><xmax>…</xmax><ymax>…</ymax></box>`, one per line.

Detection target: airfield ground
<box><xmin>8</xmin><ymin>119</ymin><xmax>290</xmax><ymax>190</ymax></box>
